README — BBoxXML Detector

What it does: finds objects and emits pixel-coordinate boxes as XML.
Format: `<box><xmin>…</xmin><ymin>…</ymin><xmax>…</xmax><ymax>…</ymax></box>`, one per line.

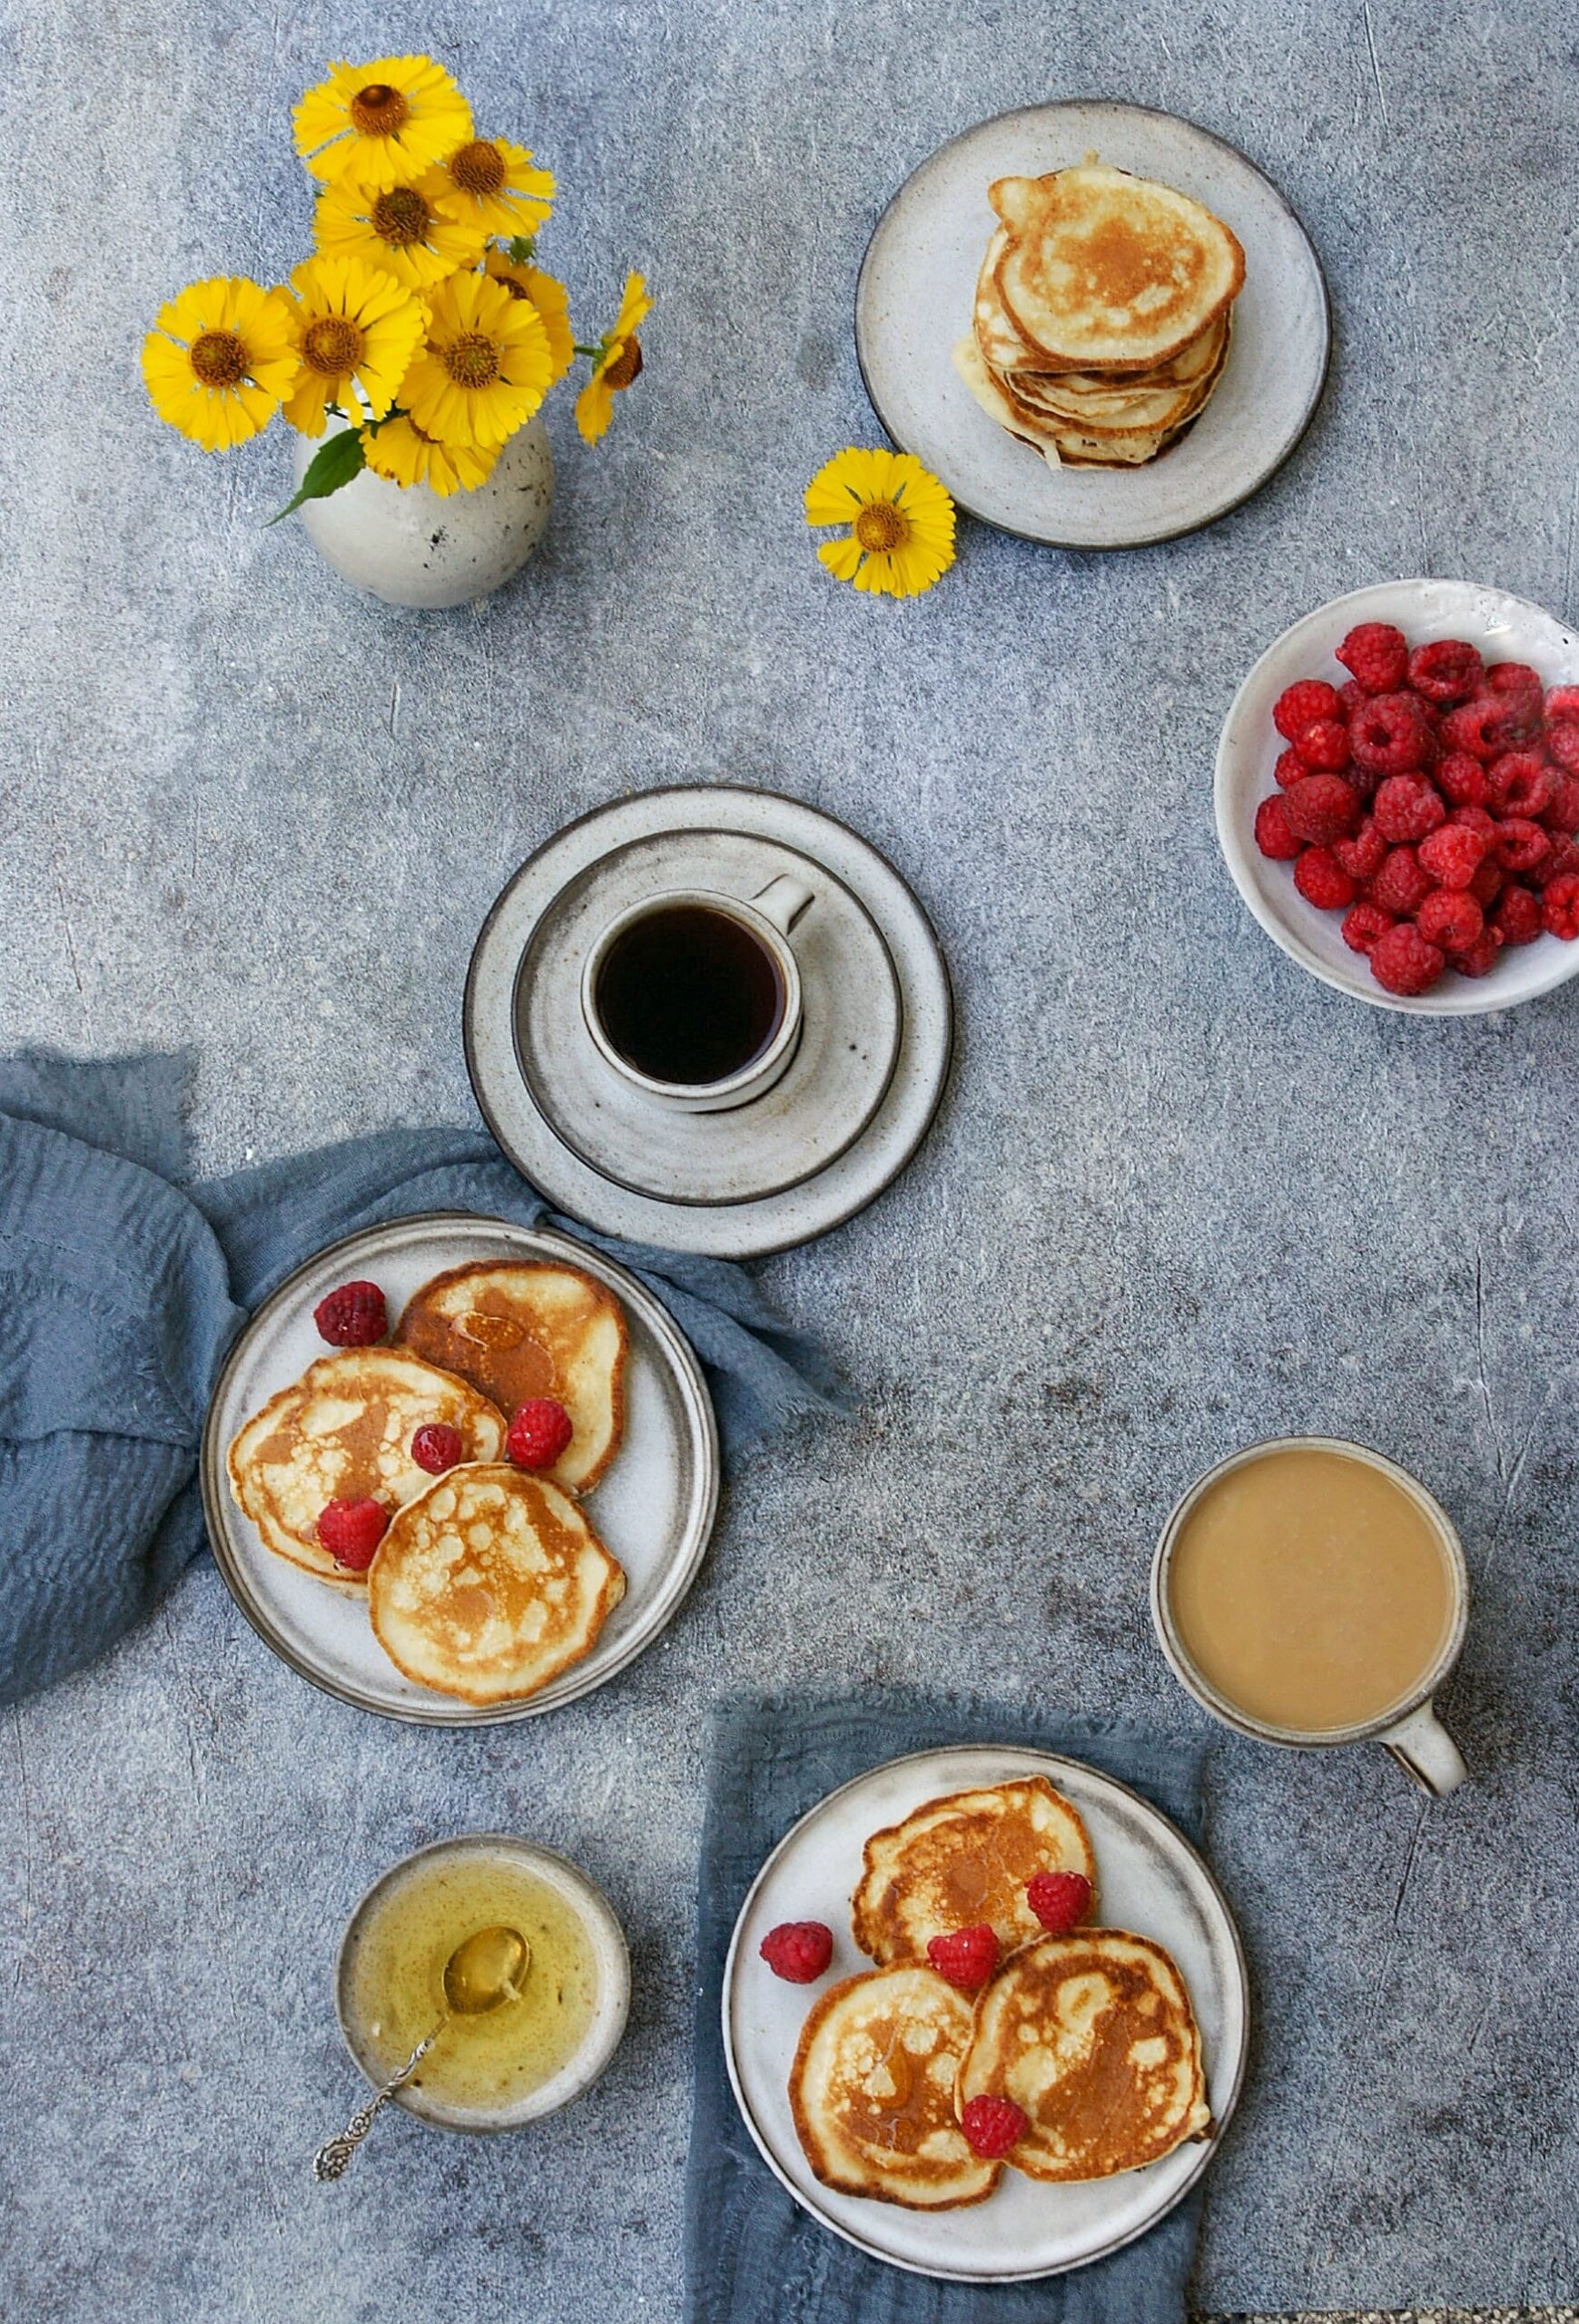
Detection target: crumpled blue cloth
<box><xmin>0</xmin><ymin>1049</ymin><xmax>845</xmax><ymax>1707</ymax></box>
<box><xmin>686</xmin><ymin>1696</ymin><xmax>1210</xmax><ymax>2324</ymax></box>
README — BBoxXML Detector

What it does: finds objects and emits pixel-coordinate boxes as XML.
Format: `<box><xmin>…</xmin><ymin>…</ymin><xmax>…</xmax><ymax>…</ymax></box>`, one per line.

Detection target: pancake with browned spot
<box><xmin>853</xmin><ymin>1777</ymin><xmax>1096</xmax><ymax>1965</ymax></box>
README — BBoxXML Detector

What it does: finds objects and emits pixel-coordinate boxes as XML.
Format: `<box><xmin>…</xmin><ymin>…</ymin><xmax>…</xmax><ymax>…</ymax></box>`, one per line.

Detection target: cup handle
<box><xmin>751</xmin><ymin>874</ymin><xmax>815</xmax><ymax>936</ymax></box>
<box><xmin>1379</xmin><ymin>1699</ymin><xmax>1468</xmax><ymax>1797</ymax></box>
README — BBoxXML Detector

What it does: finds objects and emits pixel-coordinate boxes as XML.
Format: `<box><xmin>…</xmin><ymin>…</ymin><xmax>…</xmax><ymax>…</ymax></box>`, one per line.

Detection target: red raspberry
<box><xmin>1468</xmin><ymin>854</ymin><xmax>1505</xmax><ymax>908</ymax></box>
<box><xmin>1536</xmin><ymin>834</ymin><xmax>1579</xmax><ymax>886</ymax></box>
<box><xmin>1484</xmin><ymin>662</ymin><xmax>1544</xmax><ymax>740</ymax></box>
<box><xmin>411</xmin><ymin>1423</ymin><xmax>464</xmax><ymax>1474</ymax></box>
<box><xmin>1333</xmin><ymin>816</ymin><xmax>1387</xmax><ymax>881</ymax></box>
<box><xmin>1295</xmin><ymin>846</ymin><xmax>1357</xmax><ymax>910</ymax></box>
<box><xmin>1407</xmin><ymin>637</ymin><xmax>1483</xmax><ymax>704</ymax></box>
<box><xmin>1373</xmin><ymin>773</ymin><xmax>1446</xmax><ymax>844</ymax></box>
<box><xmin>1337</xmin><ymin>621</ymin><xmax>1408</xmax><ymax>694</ymax></box>
<box><xmin>926</xmin><ymin>1925</ymin><xmax>999</xmax><ymax>1991</ymax></box>
<box><xmin>1283</xmin><ymin>773</ymin><xmax>1361</xmax><ymax>845</ymax></box>
<box><xmin>1543</xmin><ymin>772</ymin><xmax>1579</xmax><ymax>835</ymax></box>
<box><xmin>1294</xmin><ymin>717</ymin><xmax>1351</xmax><ymax>772</ymax></box>
<box><xmin>1436</xmin><ymin>751</ymin><xmax>1489</xmax><ymax>808</ymax></box>
<box><xmin>1487</xmin><ymin>751</ymin><xmax>1554</xmax><ymax>819</ymax></box>
<box><xmin>1342</xmin><ymin>901</ymin><xmax>1396</xmax><ymax>955</ymax></box>
<box><xmin>1337</xmin><ymin>677</ymin><xmax>1368</xmax><ymax>721</ymax></box>
<box><xmin>1543</xmin><ymin>684</ymin><xmax>1579</xmax><ymax>724</ymax></box>
<box><xmin>505</xmin><ymin>1397</ymin><xmax>574</xmax><ymax>1470</ymax></box>
<box><xmin>1273</xmin><ymin>678</ymin><xmax>1342</xmax><ymax>742</ymax></box>
<box><xmin>313</xmin><ymin>1281</ymin><xmax>388</xmax><ymax>1347</ymax></box>
<box><xmin>1416</xmin><ymin>822</ymin><xmax>1489</xmax><ymax>889</ymax></box>
<box><xmin>1492</xmin><ymin>884</ymin><xmax>1543</xmax><ymax>947</ymax></box>
<box><xmin>1274</xmin><ymin>746</ymin><xmax>1308</xmax><ymax>790</ymax></box>
<box><xmin>1367</xmin><ymin>846</ymin><xmax>1433</xmax><ymax>917</ymax></box>
<box><xmin>315</xmin><ymin>1497</ymin><xmax>389</xmax><ymax>1571</ymax></box>
<box><xmin>1254</xmin><ymin>795</ymin><xmax>1303</xmax><ymax>860</ymax></box>
<box><xmin>1453</xmin><ymin>927</ymin><xmax>1504</xmax><ymax>978</ymax></box>
<box><xmin>1369</xmin><ymin>922</ymin><xmax>1446</xmax><ymax>996</ymax></box>
<box><xmin>1025</xmin><ymin>1871</ymin><xmax>1093</xmax><ymax>1934</ymax></box>
<box><xmin>1546</xmin><ymin>724</ymin><xmax>1579</xmax><ymax>777</ymax></box>
<box><xmin>760</xmin><ymin>1920</ymin><xmax>834</xmax><ymax>1982</ymax></box>
<box><xmin>1543</xmin><ymin>873</ymin><xmax>1579</xmax><ymax>940</ymax></box>
<box><xmin>1350</xmin><ymin>692</ymin><xmax>1432</xmax><ymax>777</ymax></box>
<box><xmin>960</xmin><ymin>2093</ymin><xmax>1027</xmax><ymax>2159</ymax></box>
<box><xmin>1416</xmin><ymin>888</ymin><xmax>1483</xmax><ymax>953</ymax></box>
<box><xmin>1495</xmin><ymin>818</ymin><xmax>1550</xmax><ymax>876</ymax></box>
<box><xmin>1438</xmin><ymin>696</ymin><xmax>1506</xmax><ymax>761</ymax></box>
<box><xmin>1450</xmin><ymin>803</ymin><xmax>1496</xmax><ymax>835</ymax></box>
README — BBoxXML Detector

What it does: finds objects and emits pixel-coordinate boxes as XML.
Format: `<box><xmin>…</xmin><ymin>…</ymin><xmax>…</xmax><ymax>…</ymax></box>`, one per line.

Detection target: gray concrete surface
<box><xmin>3</xmin><ymin>1</ymin><xmax>1577</xmax><ymax>2319</ymax></box>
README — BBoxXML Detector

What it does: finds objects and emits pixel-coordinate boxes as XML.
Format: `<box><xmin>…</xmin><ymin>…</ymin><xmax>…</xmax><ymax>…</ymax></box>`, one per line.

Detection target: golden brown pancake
<box><xmin>227</xmin><ymin>1349</ymin><xmax>508</xmax><ymax>1589</ymax></box>
<box><xmin>789</xmin><ymin>1965</ymin><xmax>1000</xmax><ymax>2210</ymax></box>
<box><xmin>853</xmin><ymin>1777</ymin><xmax>1096</xmax><ymax>1965</ymax></box>
<box><xmin>395</xmin><ymin>1260</ymin><xmax>627</xmax><ymax>1492</ymax></box>
<box><xmin>367</xmin><ymin>1462</ymin><xmax>626</xmax><ymax>1703</ymax></box>
<box><xmin>958</xmin><ymin>1929</ymin><xmax>1212</xmax><ymax>2181</ymax></box>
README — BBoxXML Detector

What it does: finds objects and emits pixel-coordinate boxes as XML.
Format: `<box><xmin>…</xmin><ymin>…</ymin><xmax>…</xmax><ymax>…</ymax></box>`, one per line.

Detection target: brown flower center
<box><xmin>302</xmin><ymin>315</ymin><xmax>365</xmax><ymax>377</ymax></box>
<box><xmin>854</xmin><ymin>501</ymin><xmax>907</xmax><ymax>554</ymax></box>
<box><xmin>371</xmin><ymin>185</ymin><xmax>431</xmax><ymax>246</ymax></box>
<box><xmin>449</xmin><ymin>138</ymin><xmax>506</xmax><ymax>196</ymax></box>
<box><xmin>350</xmin><ymin>82</ymin><xmax>409</xmax><ymax>137</ymax></box>
<box><xmin>443</xmin><ymin>331</ymin><xmax>499</xmax><ymax>389</ymax></box>
<box><xmin>189</xmin><ymin>329</ymin><xmax>248</xmax><ymax>389</ymax></box>
<box><xmin>602</xmin><ymin>336</ymin><xmax>643</xmax><ymax>391</ymax></box>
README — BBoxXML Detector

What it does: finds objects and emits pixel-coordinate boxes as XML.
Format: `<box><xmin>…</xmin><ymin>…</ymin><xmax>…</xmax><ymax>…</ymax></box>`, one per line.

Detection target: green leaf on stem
<box><xmin>266</xmin><ymin>428</ymin><xmax>367</xmax><ymax>526</ymax></box>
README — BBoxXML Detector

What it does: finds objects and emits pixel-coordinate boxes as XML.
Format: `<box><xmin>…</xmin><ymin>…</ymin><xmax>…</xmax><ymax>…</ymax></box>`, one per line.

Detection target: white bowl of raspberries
<box><xmin>1217</xmin><ymin>578</ymin><xmax>1579</xmax><ymax>1011</ymax></box>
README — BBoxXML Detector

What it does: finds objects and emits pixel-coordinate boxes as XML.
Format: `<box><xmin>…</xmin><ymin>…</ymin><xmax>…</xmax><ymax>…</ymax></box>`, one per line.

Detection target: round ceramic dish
<box><xmin>201</xmin><ymin>1212</ymin><xmax>717</xmax><ymax>1725</ymax></box>
<box><xmin>1217</xmin><ymin>578</ymin><xmax>1579</xmax><ymax>1013</ymax></box>
<box><xmin>855</xmin><ymin>100</ymin><xmax>1329</xmax><ymax>549</ymax></box>
<box><xmin>723</xmin><ymin>1742</ymin><xmax>1248</xmax><ymax>2283</ymax></box>
<box><xmin>465</xmin><ymin>786</ymin><xmax>953</xmax><ymax>1258</ymax></box>
<box><xmin>336</xmin><ymin>1836</ymin><xmax>630</xmax><ymax>2132</ymax></box>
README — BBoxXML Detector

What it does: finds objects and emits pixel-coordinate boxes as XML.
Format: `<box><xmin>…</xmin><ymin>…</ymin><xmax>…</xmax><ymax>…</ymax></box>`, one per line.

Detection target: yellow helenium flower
<box><xmin>575</xmin><ymin>272</ymin><xmax>652</xmax><ymax>446</ymax></box>
<box><xmin>141</xmin><ymin>275</ymin><xmax>297</xmax><ymax>452</ymax></box>
<box><xmin>293</xmin><ymin>55</ymin><xmax>471</xmax><ymax>192</ymax></box>
<box><xmin>315</xmin><ymin>165</ymin><xmax>487</xmax><ymax>293</ymax></box>
<box><xmin>437</xmin><ymin>134</ymin><xmax>555</xmax><ymax>238</ymax></box>
<box><xmin>360</xmin><ymin>414</ymin><xmax>498</xmax><ymax>497</ymax></box>
<box><xmin>804</xmin><ymin>448</ymin><xmax>956</xmax><ymax>598</ymax></box>
<box><xmin>483</xmin><ymin>253</ymin><xmax>575</xmax><ymax>384</ymax></box>
<box><xmin>400</xmin><ymin>269</ymin><xmax>553</xmax><ymax>449</ymax></box>
<box><xmin>280</xmin><ymin>253</ymin><xmax>427</xmax><ymax>437</ymax></box>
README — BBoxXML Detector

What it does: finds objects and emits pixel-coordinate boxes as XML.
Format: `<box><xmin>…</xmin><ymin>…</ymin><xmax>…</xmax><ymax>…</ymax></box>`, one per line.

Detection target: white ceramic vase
<box><xmin>291</xmin><ymin>418</ymin><xmax>554</xmax><ymax>608</ymax></box>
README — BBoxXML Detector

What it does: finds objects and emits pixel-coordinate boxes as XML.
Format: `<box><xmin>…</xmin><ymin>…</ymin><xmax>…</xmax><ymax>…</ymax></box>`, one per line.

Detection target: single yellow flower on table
<box><xmin>483</xmin><ymin>252</ymin><xmax>575</xmax><ymax>384</ymax></box>
<box><xmin>804</xmin><ymin>448</ymin><xmax>956</xmax><ymax>597</ymax></box>
<box><xmin>361</xmin><ymin>414</ymin><xmax>498</xmax><ymax>497</ymax></box>
<box><xmin>315</xmin><ymin>165</ymin><xmax>487</xmax><ymax>292</ymax></box>
<box><xmin>280</xmin><ymin>253</ymin><xmax>427</xmax><ymax>437</ymax></box>
<box><xmin>400</xmin><ymin>269</ymin><xmax>553</xmax><ymax>449</ymax></box>
<box><xmin>575</xmin><ymin>271</ymin><xmax>652</xmax><ymax>445</ymax></box>
<box><xmin>294</xmin><ymin>54</ymin><xmax>471</xmax><ymax>191</ymax></box>
<box><xmin>141</xmin><ymin>276</ymin><xmax>297</xmax><ymax>450</ymax></box>
<box><xmin>438</xmin><ymin>134</ymin><xmax>555</xmax><ymax>238</ymax></box>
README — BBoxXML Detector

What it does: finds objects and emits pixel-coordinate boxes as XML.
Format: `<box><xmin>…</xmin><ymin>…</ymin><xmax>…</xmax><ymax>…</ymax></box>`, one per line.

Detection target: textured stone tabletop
<box><xmin>3</xmin><ymin>2</ymin><xmax>1577</xmax><ymax>2319</ymax></box>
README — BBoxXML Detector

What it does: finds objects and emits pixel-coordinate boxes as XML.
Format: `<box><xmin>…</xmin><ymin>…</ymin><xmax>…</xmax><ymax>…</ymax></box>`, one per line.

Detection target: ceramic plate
<box><xmin>856</xmin><ymin>100</ymin><xmax>1328</xmax><ymax>548</ymax></box>
<box><xmin>724</xmin><ymin>1743</ymin><xmax>1248</xmax><ymax>2282</ymax></box>
<box><xmin>1217</xmin><ymin>578</ymin><xmax>1579</xmax><ymax>1014</ymax></box>
<box><xmin>201</xmin><ymin>1212</ymin><xmax>717</xmax><ymax>1724</ymax></box>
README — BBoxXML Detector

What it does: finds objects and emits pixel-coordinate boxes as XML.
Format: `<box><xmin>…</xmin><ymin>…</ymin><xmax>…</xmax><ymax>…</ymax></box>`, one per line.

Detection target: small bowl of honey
<box><xmin>335</xmin><ymin>1834</ymin><xmax>629</xmax><ymax>2134</ymax></box>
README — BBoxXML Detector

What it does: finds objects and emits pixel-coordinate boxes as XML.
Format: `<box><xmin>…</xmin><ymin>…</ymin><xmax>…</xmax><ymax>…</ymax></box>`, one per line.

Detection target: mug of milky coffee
<box><xmin>1151</xmin><ymin>1437</ymin><xmax>1469</xmax><ymax>1797</ymax></box>
<box><xmin>580</xmin><ymin>874</ymin><xmax>814</xmax><ymax>1114</ymax></box>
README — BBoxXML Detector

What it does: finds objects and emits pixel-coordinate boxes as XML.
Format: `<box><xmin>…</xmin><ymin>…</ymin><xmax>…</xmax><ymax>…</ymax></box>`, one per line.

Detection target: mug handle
<box><xmin>752</xmin><ymin>874</ymin><xmax>815</xmax><ymax>935</ymax></box>
<box><xmin>1379</xmin><ymin>1699</ymin><xmax>1468</xmax><ymax>1797</ymax></box>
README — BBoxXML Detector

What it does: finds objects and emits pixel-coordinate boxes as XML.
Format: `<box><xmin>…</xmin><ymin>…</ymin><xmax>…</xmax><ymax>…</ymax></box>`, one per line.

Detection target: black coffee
<box><xmin>593</xmin><ymin>905</ymin><xmax>785</xmax><ymax>1087</ymax></box>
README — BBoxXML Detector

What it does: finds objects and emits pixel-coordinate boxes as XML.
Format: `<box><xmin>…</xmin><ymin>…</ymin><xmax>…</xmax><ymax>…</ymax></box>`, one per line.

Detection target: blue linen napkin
<box><xmin>686</xmin><ymin>1696</ymin><xmax>1211</xmax><ymax>2324</ymax></box>
<box><xmin>0</xmin><ymin>1049</ymin><xmax>844</xmax><ymax>1707</ymax></box>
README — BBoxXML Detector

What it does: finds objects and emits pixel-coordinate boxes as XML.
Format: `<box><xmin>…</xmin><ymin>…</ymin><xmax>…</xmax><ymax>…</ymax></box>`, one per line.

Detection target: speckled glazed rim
<box><xmin>334</xmin><ymin>1835</ymin><xmax>630</xmax><ymax>2134</ymax></box>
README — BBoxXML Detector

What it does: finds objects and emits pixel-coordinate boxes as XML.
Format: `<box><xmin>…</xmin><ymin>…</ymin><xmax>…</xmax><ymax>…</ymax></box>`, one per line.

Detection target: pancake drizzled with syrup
<box><xmin>852</xmin><ymin>1777</ymin><xmax>1096</xmax><ymax>1963</ymax></box>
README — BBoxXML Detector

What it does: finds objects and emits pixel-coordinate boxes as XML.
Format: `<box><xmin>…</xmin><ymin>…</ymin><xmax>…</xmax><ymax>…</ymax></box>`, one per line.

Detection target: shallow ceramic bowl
<box><xmin>1216</xmin><ymin>578</ymin><xmax>1579</xmax><ymax>1014</ymax></box>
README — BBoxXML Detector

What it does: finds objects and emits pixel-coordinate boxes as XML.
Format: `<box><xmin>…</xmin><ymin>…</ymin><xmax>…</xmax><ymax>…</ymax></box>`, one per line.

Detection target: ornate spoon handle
<box><xmin>313</xmin><ymin>2026</ymin><xmax>440</xmax><ymax>2181</ymax></box>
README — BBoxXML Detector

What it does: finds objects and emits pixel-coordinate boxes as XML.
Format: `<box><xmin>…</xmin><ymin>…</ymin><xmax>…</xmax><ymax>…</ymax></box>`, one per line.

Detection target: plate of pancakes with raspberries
<box><xmin>723</xmin><ymin>1743</ymin><xmax>1248</xmax><ymax>2281</ymax></box>
<box><xmin>201</xmin><ymin>1212</ymin><xmax>717</xmax><ymax>1723</ymax></box>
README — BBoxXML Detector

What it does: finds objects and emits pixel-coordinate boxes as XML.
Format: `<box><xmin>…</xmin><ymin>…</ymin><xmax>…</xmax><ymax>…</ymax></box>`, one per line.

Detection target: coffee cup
<box><xmin>1150</xmin><ymin>1436</ymin><xmax>1469</xmax><ymax>1797</ymax></box>
<box><xmin>580</xmin><ymin>874</ymin><xmax>814</xmax><ymax>1114</ymax></box>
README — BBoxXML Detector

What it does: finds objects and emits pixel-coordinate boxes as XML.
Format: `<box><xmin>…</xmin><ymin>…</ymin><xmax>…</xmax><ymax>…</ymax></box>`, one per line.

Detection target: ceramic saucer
<box><xmin>465</xmin><ymin>786</ymin><xmax>953</xmax><ymax>1258</ymax></box>
<box><xmin>856</xmin><ymin>100</ymin><xmax>1329</xmax><ymax>548</ymax></box>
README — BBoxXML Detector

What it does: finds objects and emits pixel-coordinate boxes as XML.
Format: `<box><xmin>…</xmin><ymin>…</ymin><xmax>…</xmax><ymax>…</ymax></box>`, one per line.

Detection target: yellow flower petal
<box><xmin>142</xmin><ymin>275</ymin><xmax>298</xmax><ymax>450</ymax></box>
<box><xmin>804</xmin><ymin>446</ymin><xmax>956</xmax><ymax>596</ymax></box>
<box><xmin>436</xmin><ymin>133</ymin><xmax>556</xmax><ymax>237</ymax></box>
<box><xmin>361</xmin><ymin>412</ymin><xmax>498</xmax><ymax>495</ymax></box>
<box><xmin>294</xmin><ymin>55</ymin><xmax>472</xmax><ymax>191</ymax></box>
<box><xmin>279</xmin><ymin>252</ymin><xmax>427</xmax><ymax>436</ymax></box>
<box><xmin>484</xmin><ymin>255</ymin><xmax>575</xmax><ymax>384</ymax></box>
<box><xmin>400</xmin><ymin>268</ymin><xmax>552</xmax><ymax>448</ymax></box>
<box><xmin>315</xmin><ymin>165</ymin><xmax>488</xmax><ymax>293</ymax></box>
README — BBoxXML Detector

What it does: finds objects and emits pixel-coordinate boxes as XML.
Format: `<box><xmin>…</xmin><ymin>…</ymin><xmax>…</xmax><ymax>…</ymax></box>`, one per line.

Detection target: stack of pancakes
<box><xmin>953</xmin><ymin>160</ymin><xmax>1245</xmax><ymax>468</ymax></box>
<box><xmin>228</xmin><ymin>1256</ymin><xmax>628</xmax><ymax>1704</ymax></box>
<box><xmin>789</xmin><ymin>1777</ymin><xmax>1211</xmax><ymax>2209</ymax></box>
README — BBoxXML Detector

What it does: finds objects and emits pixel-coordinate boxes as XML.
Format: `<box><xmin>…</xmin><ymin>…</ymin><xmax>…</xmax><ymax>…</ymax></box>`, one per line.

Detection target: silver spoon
<box><xmin>313</xmin><ymin>1923</ymin><xmax>530</xmax><ymax>2181</ymax></box>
